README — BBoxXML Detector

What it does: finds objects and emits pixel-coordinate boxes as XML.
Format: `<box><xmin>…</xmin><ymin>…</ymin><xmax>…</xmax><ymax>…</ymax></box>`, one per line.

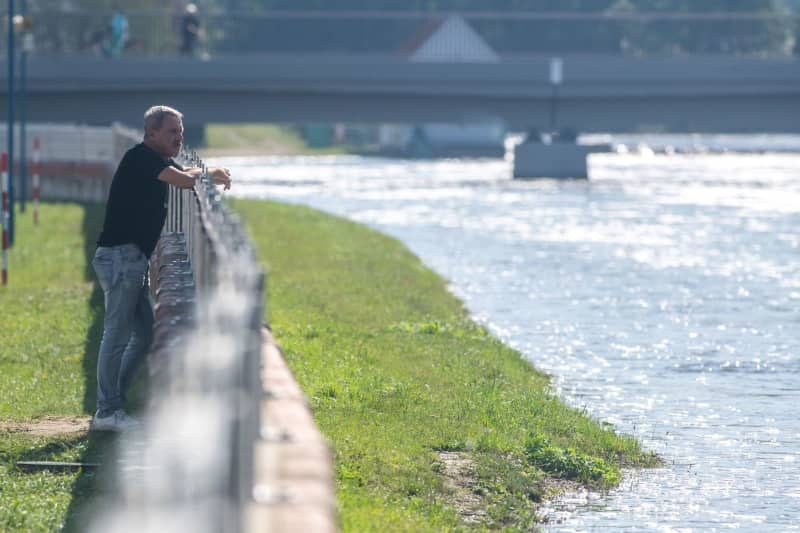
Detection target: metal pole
<box><xmin>2</xmin><ymin>153</ymin><xmax>9</xmax><ymax>285</ymax></box>
<box><xmin>7</xmin><ymin>0</ymin><xmax>16</xmax><ymax>246</ymax></box>
<box><xmin>32</xmin><ymin>136</ymin><xmax>39</xmax><ymax>224</ymax></box>
<box><xmin>548</xmin><ymin>57</ymin><xmax>563</xmax><ymax>135</ymax></box>
<box><xmin>19</xmin><ymin>0</ymin><xmax>27</xmax><ymax>213</ymax></box>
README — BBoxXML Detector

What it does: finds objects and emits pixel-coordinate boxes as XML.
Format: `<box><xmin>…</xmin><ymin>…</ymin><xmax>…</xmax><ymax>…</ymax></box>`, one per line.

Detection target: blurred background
<box><xmin>6</xmin><ymin>0</ymin><xmax>800</xmax><ymax>58</ymax></box>
<box><xmin>2</xmin><ymin>0</ymin><xmax>800</xmax><ymax>157</ymax></box>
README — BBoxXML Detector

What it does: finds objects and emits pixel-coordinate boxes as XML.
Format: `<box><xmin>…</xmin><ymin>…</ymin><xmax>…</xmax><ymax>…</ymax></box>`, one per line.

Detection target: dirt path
<box><xmin>0</xmin><ymin>416</ymin><xmax>91</xmax><ymax>437</ymax></box>
<box><xmin>438</xmin><ymin>451</ymin><xmax>488</xmax><ymax>525</ymax></box>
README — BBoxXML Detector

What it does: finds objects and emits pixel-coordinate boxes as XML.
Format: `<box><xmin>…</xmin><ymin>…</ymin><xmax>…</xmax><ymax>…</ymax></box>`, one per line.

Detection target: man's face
<box><xmin>148</xmin><ymin>115</ymin><xmax>184</xmax><ymax>158</ymax></box>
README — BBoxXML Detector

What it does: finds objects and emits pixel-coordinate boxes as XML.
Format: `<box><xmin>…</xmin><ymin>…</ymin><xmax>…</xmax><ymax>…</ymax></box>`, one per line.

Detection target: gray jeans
<box><xmin>92</xmin><ymin>244</ymin><xmax>153</xmax><ymax>417</ymax></box>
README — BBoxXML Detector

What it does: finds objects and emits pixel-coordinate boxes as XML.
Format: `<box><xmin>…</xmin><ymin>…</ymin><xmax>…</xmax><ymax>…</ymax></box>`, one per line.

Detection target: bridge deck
<box><xmin>1</xmin><ymin>55</ymin><xmax>798</xmax><ymax>132</ymax></box>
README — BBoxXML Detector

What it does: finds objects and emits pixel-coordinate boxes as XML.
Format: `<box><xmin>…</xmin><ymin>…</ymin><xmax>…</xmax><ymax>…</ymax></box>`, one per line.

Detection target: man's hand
<box><xmin>210</xmin><ymin>167</ymin><xmax>232</xmax><ymax>190</ymax></box>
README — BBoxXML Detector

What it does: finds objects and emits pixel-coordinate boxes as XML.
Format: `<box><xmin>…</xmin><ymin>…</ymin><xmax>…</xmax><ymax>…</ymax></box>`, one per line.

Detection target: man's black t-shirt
<box><xmin>97</xmin><ymin>143</ymin><xmax>182</xmax><ymax>258</ymax></box>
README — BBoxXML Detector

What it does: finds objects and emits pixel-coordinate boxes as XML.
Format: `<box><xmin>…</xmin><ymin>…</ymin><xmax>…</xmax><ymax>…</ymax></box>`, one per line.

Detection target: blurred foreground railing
<box><xmin>89</xmin><ymin>149</ymin><xmax>266</xmax><ymax>533</ymax></box>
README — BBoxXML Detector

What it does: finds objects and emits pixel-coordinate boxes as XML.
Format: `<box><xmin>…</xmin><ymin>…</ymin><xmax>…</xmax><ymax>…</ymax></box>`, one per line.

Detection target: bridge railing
<box><xmin>2</xmin><ymin>9</ymin><xmax>798</xmax><ymax>59</ymax></box>
<box><xmin>88</xmin><ymin>149</ymin><xmax>266</xmax><ymax>533</ymax></box>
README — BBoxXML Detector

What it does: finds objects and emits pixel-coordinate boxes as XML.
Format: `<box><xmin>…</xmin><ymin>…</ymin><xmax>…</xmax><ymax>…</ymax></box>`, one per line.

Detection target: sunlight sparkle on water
<box><xmin>212</xmin><ymin>142</ymin><xmax>800</xmax><ymax>531</ymax></box>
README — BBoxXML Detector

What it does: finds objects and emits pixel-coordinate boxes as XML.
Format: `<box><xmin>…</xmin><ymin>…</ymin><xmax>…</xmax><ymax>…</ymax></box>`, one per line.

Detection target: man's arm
<box><xmin>187</xmin><ymin>167</ymin><xmax>232</xmax><ymax>191</ymax></box>
<box><xmin>157</xmin><ymin>166</ymin><xmax>232</xmax><ymax>190</ymax></box>
<box><xmin>157</xmin><ymin>166</ymin><xmax>198</xmax><ymax>189</ymax></box>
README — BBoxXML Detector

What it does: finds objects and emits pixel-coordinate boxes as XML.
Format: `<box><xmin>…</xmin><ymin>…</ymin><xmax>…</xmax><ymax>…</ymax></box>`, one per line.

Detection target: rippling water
<box><xmin>215</xmin><ymin>145</ymin><xmax>800</xmax><ymax>531</ymax></box>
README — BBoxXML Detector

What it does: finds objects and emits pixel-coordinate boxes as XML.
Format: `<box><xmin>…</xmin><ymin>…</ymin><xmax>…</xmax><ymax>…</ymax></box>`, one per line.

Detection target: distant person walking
<box><xmin>180</xmin><ymin>3</ymin><xmax>201</xmax><ymax>57</ymax></box>
<box><xmin>109</xmin><ymin>8</ymin><xmax>129</xmax><ymax>57</ymax></box>
<box><xmin>90</xmin><ymin>105</ymin><xmax>232</xmax><ymax>432</ymax></box>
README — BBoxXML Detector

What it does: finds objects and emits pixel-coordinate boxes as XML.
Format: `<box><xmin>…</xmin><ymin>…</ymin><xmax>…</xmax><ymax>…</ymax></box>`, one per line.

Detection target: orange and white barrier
<box><xmin>1</xmin><ymin>152</ymin><xmax>9</xmax><ymax>285</ymax></box>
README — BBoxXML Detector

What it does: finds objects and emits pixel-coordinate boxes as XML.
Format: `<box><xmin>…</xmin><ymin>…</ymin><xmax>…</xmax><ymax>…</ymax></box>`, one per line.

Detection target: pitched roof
<box><xmin>405</xmin><ymin>15</ymin><xmax>499</xmax><ymax>63</ymax></box>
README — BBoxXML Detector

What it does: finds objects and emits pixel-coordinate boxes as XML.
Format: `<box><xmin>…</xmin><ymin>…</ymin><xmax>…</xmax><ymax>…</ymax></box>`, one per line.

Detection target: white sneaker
<box><xmin>89</xmin><ymin>409</ymin><xmax>142</xmax><ymax>432</ymax></box>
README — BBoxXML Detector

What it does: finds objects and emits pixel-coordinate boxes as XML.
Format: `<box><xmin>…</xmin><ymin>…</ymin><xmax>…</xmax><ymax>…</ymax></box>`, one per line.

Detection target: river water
<box><xmin>216</xmin><ymin>140</ymin><xmax>799</xmax><ymax>532</ymax></box>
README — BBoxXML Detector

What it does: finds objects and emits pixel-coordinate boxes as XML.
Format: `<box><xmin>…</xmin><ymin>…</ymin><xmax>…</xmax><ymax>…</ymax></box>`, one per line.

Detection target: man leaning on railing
<box><xmin>89</xmin><ymin>105</ymin><xmax>232</xmax><ymax>432</ymax></box>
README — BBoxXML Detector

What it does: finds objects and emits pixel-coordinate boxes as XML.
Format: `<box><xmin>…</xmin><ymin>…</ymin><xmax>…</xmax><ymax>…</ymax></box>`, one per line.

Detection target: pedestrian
<box><xmin>90</xmin><ymin>105</ymin><xmax>232</xmax><ymax>432</ymax></box>
<box><xmin>180</xmin><ymin>3</ymin><xmax>200</xmax><ymax>57</ymax></box>
<box><xmin>109</xmin><ymin>8</ymin><xmax>129</xmax><ymax>57</ymax></box>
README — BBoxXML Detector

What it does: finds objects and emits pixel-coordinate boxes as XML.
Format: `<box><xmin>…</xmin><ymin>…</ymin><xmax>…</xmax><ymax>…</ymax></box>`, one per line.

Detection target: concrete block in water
<box><xmin>513</xmin><ymin>143</ymin><xmax>594</xmax><ymax>179</ymax></box>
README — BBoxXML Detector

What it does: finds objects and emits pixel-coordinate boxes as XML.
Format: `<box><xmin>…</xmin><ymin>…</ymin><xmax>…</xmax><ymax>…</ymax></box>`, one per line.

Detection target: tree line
<box><xmin>215</xmin><ymin>0</ymin><xmax>797</xmax><ymax>56</ymax></box>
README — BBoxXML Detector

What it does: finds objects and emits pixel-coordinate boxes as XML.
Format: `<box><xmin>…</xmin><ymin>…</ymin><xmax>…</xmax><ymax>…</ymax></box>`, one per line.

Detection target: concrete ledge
<box><xmin>254</xmin><ymin>440</ymin><xmax>334</xmax><ymax>486</ymax></box>
<box><xmin>246</xmin><ymin>502</ymin><xmax>338</xmax><ymax>533</ymax></box>
<box><xmin>247</xmin><ymin>328</ymin><xmax>337</xmax><ymax>533</ymax></box>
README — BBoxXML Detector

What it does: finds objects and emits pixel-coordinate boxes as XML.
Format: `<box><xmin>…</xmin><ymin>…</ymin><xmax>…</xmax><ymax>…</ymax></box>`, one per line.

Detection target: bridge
<box><xmin>0</xmin><ymin>54</ymin><xmax>798</xmax><ymax>134</ymax></box>
<box><xmin>2</xmin><ymin>9</ymin><xmax>799</xmax><ymax>177</ymax></box>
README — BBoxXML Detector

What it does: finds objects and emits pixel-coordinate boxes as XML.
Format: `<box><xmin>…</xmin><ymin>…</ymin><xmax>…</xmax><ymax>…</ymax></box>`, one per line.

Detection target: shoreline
<box><xmin>0</xmin><ymin>199</ymin><xmax>660</xmax><ymax>531</ymax></box>
<box><xmin>233</xmin><ymin>198</ymin><xmax>661</xmax><ymax>529</ymax></box>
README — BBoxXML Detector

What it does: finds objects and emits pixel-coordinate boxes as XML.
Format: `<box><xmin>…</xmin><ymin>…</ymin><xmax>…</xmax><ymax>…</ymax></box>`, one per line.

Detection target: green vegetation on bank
<box><xmin>0</xmin><ymin>202</ymin><xmax>116</xmax><ymax>532</ymax></box>
<box><xmin>232</xmin><ymin>199</ymin><xmax>660</xmax><ymax>530</ymax></box>
<box><xmin>202</xmin><ymin>123</ymin><xmax>348</xmax><ymax>157</ymax></box>
<box><xmin>1</xmin><ymin>199</ymin><xmax>658</xmax><ymax>531</ymax></box>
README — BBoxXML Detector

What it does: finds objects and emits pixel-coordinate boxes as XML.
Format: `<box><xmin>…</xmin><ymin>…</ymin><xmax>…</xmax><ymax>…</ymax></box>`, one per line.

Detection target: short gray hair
<box><xmin>143</xmin><ymin>105</ymin><xmax>183</xmax><ymax>131</ymax></box>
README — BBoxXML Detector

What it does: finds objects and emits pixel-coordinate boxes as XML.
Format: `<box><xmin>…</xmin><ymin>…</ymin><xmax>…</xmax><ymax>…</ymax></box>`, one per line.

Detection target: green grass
<box><xmin>1</xmin><ymin>199</ymin><xmax>659</xmax><ymax>531</ymax></box>
<box><xmin>203</xmin><ymin>123</ymin><xmax>348</xmax><ymax>156</ymax></box>
<box><xmin>206</xmin><ymin>123</ymin><xmax>304</xmax><ymax>150</ymax></box>
<box><xmin>231</xmin><ymin>199</ymin><xmax>661</xmax><ymax>531</ymax></box>
<box><xmin>0</xmin><ymin>432</ymin><xmax>115</xmax><ymax>533</ymax></box>
<box><xmin>0</xmin><ymin>203</ymin><xmax>102</xmax><ymax>419</ymax></box>
<box><xmin>0</xmin><ymin>202</ymin><xmax>124</xmax><ymax>532</ymax></box>
<box><xmin>0</xmin><ymin>433</ymin><xmax>85</xmax><ymax>532</ymax></box>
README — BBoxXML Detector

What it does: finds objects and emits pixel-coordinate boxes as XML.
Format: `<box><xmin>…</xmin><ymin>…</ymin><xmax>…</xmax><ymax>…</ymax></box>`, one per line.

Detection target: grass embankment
<box><xmin>0</xmin><ymin>199</ymin><xmax>658</xmax><ymax>531</ymax></box>
<box><xmin>202</xmin><ymin>123</ymin><xmax>349</xmax><ymax>157</ymax></box>
<box><xmin>0</xmin><ymin>202</ymin><xmax>120</xmax><ymax>532</ymax></box>
<box><xmin>233</xmin><ymin>199</ymin><xmax>660</xmax><ymax>531</ymax></box>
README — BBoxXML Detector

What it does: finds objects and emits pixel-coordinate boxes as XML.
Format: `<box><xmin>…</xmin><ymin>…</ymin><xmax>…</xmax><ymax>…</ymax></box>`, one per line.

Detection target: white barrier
<box><xmin>0</xmin><ymin>122</ymin><xmax>140</xmax><ymax>204</ymax></box>
<box><xmin>0</xmin><ymin>123</ymin><xmax>114</xmax><ymax>162</ymax></box>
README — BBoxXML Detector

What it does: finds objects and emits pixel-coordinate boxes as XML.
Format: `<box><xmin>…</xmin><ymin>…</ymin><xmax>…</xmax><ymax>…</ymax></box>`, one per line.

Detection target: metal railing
<box><xmin>2</xmin><ymin>9</ymin><xmax>798</xmax><ymax>58</ymax></box>
<box><xmin>90</xmin><ymin>149</ymin><xmax>266</xmax><ymax>533</ymax></box>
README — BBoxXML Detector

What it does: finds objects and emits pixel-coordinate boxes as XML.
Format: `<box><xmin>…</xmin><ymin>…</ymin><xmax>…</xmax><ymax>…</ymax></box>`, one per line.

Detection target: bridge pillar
<box><xmin>513</xmin><ymin>128</ymin><xmax>607</xmax><ymax>179</ymax></box>
<box><xmin>513</xmin><ymin>142</ymin><xmax>591</xmax><ymax>179</ymax></box>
